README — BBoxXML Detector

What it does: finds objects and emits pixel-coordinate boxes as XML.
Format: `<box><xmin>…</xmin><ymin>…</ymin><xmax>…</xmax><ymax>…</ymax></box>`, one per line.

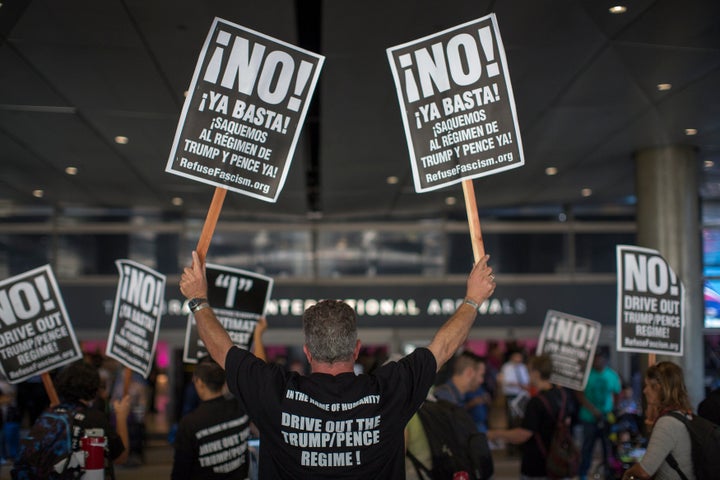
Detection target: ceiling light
<box><xmin>704</xmin><ymin>160</ymin><xmax>715</xmax><ymax>169</ymax></box>
<box><xmin>114</xmin><ymin>135</ymin><xmax>129</xmax><ymax>144</ymax></box>
<box><xmin>545</xmin><ymin>167</ymin><xmax>558</xmax><ymax>176</ymax></box>
<box><xmin>32</xmin><ymin>189</ymin><xmax>44</xmax><ymax>198</ymax></box>
<box><xmin>657</xmin><ymin>83</ymin><xmax>672</xmax><ymax>91</ymax></box>
<box><xmin>445</xmin><ymin>197</ymin><xmax>457</xmax><ymax>206</ymax></box>
<box><xmin>171</xmin><ymin>197</ymin><xmax>184</xmax><ymax>206</ymax></box>
<box><xmin>609</xmin><ymin>5</ymin><xmax>627</xmax><ymax>14</ymax></box>
<box><xmin>386</xmin><ymin>176</ymin><xmax>399</xmax><ymax>184</ymax></box>
<box><xmin>65</xmin><ymin>166</ymin><xmax>78</xmax><ymax>175</ymax></box>
<box><xmin>581</xmin><ymin>188</ymin><xmax>592</xmax><ymax>197</ymax></box>
<box><xmin>685</xmin><ymin>128</ymin><xmax>697</xmax><ymax>136</ymax></box>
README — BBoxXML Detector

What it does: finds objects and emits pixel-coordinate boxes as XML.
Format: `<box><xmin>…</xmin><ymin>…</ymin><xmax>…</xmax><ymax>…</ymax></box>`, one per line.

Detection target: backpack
<box><xmin>408</xmin><ymin>399</ymin><xmax>493</xmax><ymax>480</ymax></box>
<box><xmin>12</xmin><ymin>403</ymin><xmax>86</xmax><ymax>480</ymax></box>
<box><xmin>534</xmin><ymin>389</ymin><xmax>580</xmax><ymax>479</ymax></box>
<box><xmin>665</xmin><ymin>411</ymin><xmax>720</xmax><ymax>480</ymax></box>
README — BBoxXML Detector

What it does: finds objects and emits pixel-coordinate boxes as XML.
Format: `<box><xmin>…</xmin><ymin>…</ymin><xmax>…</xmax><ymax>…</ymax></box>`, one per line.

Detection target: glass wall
<box><xmin>0</xmin><ymin>206</ymin><xmax>635</xmax><ymax>280</ymax></box>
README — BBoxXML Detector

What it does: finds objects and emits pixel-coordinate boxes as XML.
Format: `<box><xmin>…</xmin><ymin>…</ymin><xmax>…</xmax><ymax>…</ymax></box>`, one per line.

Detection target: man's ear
<box><xmin>303</xmin><ymin>344</ymin><xmax>312</xmax><ymax>363</ymax></box>
<box><xmin>353</xmin><ymin>339</ymin><xmax>361</xmax><ymax>361</ymax></box>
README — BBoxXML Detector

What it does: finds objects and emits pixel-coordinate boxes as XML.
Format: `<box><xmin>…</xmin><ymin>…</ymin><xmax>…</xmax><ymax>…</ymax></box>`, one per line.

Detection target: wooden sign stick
<box><xmin>196</xmin><ymin>187</ymin><xmax>228</xmax><ymax>262</ymax></box>
<box><xmin>122</xmin><ymin>366</ymin><xmax>133</xmax><ymax>397</ymax></box>
<box><xmin>648</xmin><ymin>353</ymin><xmax>656</xmax><ymax>367</ymax></box>
<box><xmin>462</xmin><ymin>179</ymin><xmax>485</xmax><ymax>263</ymax></box>
<box><xmin>41</xmin><ymin>371</ymin><xmax>59</xmax><ymax>406</ymax></box>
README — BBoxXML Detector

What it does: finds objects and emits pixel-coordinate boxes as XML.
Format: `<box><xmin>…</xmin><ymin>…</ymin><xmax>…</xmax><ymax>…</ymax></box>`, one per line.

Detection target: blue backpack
<box><xmin>12</xmin><ymin>403</ymin><xmax>86</xmax><ymax>480</ymax></box>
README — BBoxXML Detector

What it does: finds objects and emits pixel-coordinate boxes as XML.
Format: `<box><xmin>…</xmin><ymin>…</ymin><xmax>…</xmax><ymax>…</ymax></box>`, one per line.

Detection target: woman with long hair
<box><xmin>622</xmin><ymin>361</ymin><xmax>695</xmax><ymax>480</ymax></box>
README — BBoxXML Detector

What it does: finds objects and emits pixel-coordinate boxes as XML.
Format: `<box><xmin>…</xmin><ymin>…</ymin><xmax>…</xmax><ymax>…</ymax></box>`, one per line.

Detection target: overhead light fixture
<box><xmin>386</xmin><ymin>176</ymin><xmax>399</xmax><ymax>184</ymax></box>
<box><xmin>32</xmin><ymin>189</ymin><xmax>44</xmax><ymax>198</ymax></box>
<box><xmin>171</xmin><ymin>197</ymin><xmax>184</xmax><ymax>206</ymax></box>
<box><xmin>65</xmin><ymin>166</ymin><xmax>78</xmax><ymax>175</ymax></box>
<box><xmin>685</xmin><ymin>128</ymin><xmax>698</xmax><ymax>136</ymax></box>
<box><xmin>657</xmin><ymin>83</ymin><xmax>672</xmax><ymax>91</ymax></box>
<box><xmin>114</xmin><ymin>135</ymin><xmax>129</xmax><ymax>144</ymax></box>
<box><xmin>704</xmin><ymin>160</ymin><xmax>715</xmax><ymax>169</ymax></box>
<box><xmin>545</xmin><ymin>167</ymin><xmax>558</xmax><ymax>176</ymax></box>
<box><xmin>609</xmin><ymin>5</ymin><xmax>627</xmax><ymax>14</ymax></box>
<box><xmin>581</xmin><ymin>188</ymin><xmax>593</xmax><ymax>197</ymax></box>
<box><xmin>445</xmin><ymin>197</ymin><xmax>457</xmax><ymax>206</ymax></box>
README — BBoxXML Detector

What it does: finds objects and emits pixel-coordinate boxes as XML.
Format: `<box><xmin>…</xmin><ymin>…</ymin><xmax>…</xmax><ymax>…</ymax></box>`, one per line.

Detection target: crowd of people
<box><xmin>2</xmin><ymin>250</ymin><xmax>720</xmax><ymax>479</ymax></box>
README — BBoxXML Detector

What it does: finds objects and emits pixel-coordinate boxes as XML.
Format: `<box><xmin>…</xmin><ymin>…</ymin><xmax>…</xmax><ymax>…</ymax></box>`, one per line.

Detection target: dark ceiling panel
<box><xmin>0</xmin><ymin>0</ymin><xmax>719</xmax><ymax>220</ymax></box>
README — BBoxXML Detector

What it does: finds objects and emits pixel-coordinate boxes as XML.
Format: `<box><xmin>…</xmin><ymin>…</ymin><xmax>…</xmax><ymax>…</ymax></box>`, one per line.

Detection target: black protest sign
<box><xmin>616</xmin><ymin>245</ymin><xmax>684</xmax><ymax>356</ymax></box>
<box><xmin>0</xmin><ymin>265</ymin><xmax>82</xmax><ymax>383</ymax></box>
<box><xmin>106</xmin><ymin>260</ymin><xmax>166</xmax><ymax>378</ymax></box>
<box><xmin>387</xmin><ymin>13</ymin><xmax>524</xmax><ymax>193</ymax></box>
<box><xmin>166</xmin><ymin>17</ymin><xmax>324</xmax><ymax>202</ymax></box>
<box><xmin>536</xmin><ymin>310</ymin><xmax>601</xmax><ymax>391</ymax></box>
<box><xmin>183</xmin><ymin>264</ymin><xmax>273</xmax><ymax>363</ymax></box>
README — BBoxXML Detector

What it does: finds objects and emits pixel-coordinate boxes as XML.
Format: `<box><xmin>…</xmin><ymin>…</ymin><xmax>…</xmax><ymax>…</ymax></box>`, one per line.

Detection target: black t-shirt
<box><xmin>520</xmin><ymin>387</ymin><xmax>575</xmax><ymax>477</ymax></box>
<box><xmin>225</xmin><ymin>346</ymin><xmax>437</xmax><ymax>479</ymax></box>
<box><xmin>78</xmin><ymin>405</ymin><xmax>125</xmax><ymax>463</ymax></box>
<box><xmin>171</xmin><ymin>395</ymin><xmax>250</xmax><ymax>480</ymax></box>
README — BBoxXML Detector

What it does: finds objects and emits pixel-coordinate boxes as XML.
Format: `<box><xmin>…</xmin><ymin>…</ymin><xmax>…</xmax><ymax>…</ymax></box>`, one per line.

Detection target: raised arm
<box><xmin>427</xmin><ymin>255</ymin><xmax>495</xmax><ymax>370</ymax></box>
<box><xmin>252</xmin><ymin>316</ymin><xmax>268</xmax><ymax>362</ymax></box>
<box><xmin>180</xmin><ymin>251</ymin><xmax>234</xmax><ymax>369</ymax></box>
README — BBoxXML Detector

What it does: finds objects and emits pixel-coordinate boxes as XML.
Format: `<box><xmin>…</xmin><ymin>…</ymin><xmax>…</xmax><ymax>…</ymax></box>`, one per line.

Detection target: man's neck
<box><xmin>450</xmin><ymin>377</ymin><xmax>467</xmax><ymax>396</ymax></box>
<box><xmin>311</xmin><ymin>359</ymin><xmax>355</xmax><ymax>376</ymax></box>
<box><xmin>200</xmin><ymin>391</ymin><xmax>224</xmax><ymax>402</ymax></box>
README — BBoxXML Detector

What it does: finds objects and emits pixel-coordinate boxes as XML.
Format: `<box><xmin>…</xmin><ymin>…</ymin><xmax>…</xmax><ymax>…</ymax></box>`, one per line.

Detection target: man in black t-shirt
<box><xmin>487</xmin><ymin>355</ymin><xmax>577</xmax><ymax>478</ymax></box>
<box><xmin>172</xmin><ymin>358</ymin><xmax>250</xmax><ymax>480</ymax></box>
<box><xmin>180</xmin><ymin>250</ymin><xmax>495</xmax><ymax>479</ymax></box>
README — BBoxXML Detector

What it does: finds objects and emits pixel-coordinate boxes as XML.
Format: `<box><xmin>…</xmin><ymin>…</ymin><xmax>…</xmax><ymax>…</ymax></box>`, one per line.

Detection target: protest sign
<box><xmin>387</xmin><ymin>13</ymin><xmax>524</xmax><ymax>193</ymax></box>
<box><xmin>617</xmin><ymin>245</ymin><xmax>684</xmax><ymax>356</ymax></box>
<box><xmin>0</xmin><ymin>265</ymin><xmax>82</xmax><ymax>383</ymax></box>
<box><xmin>166</xmin><ymin>17</ymin><xmax>324</xmax><ymax>202</ymax></box>
<box><xmin>184</xmin><ymin>264</ymin><xmax>273</xmax><ymax>363</ymax></box>
<box><xmin>537</xmin><ymin>310</ymin><xmax>601</xmax><ymax>390</ymax></box>
<box><xmin>106</xmin><ymin>260</ymin><xmax>166</xmax><ymax>378</ymax></box>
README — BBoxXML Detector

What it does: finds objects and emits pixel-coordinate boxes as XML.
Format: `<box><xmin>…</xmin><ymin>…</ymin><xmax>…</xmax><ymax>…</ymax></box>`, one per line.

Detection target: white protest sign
<box><xmin>617</xmin><ymin>245</ymin><xmax>684</xmax><ymax>356</ymax></box>
<box><xmin>0</xmin><ymin>265</ymin><xmax>82</xmax><ymax>383</ymax></box>
<box><xmin>106</xmin><ymin>260</ymin><xmax>166</xmax><ymax>378</ymax></box>
<box><xmin>183</xmin><ymin>264</ymin><xmax>273</xmax><ymax>363</ymax></box>
<box><xmin>536</xmin><ymin>310</ymin><xmax>601</xmax><ymax>390</ymax></box>
<box><xmin>166</xmin><ymin>17</ymin><xmax>324</xmax><ymax>202</ymax></box>
<box><xmin>387</xmin><ymin>13</ymin><xmax>524</xmax><ymax>193</ymax></box>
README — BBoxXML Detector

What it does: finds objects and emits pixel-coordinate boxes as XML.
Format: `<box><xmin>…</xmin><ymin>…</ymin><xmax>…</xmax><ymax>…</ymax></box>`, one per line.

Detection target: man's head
<box><xmin>303</xmin><ymin>300</ymin><xmax>358</xmax><ymax>364</ymax></box>
<box><xmin>508</xmin><ymin>350</ymin><xmax>524</xmax><ymax>364</ymax></box>
<box><xmin>56</xmin><ymin>361</ymin><xmax>100</xmax><ymax>403</ymax></box>
<box><xmin>592</xmin><ymin>349</ymin><xmax>609</xmax><ymax>371</ymax></box>
<box><xmin>528</xmin><ymin>354</ymin><xmax>553</xmax><ymax>385</ymax></box>
<box><xmin>451</xmin><ymin>351</ymin><xmax>486</xmax><ymax>394</ymax></box>
<box><xmin>193</xmin><ymin>357</ymin><xmax>226</xmax><ymax>396</ymax></box>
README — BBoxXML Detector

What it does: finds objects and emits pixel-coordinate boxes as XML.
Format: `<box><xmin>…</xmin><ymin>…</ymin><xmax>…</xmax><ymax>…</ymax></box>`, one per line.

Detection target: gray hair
<box><xmin>303</xmin><ymin>300</ymin><xmax>357</xmax><ymax>363</ymax></box>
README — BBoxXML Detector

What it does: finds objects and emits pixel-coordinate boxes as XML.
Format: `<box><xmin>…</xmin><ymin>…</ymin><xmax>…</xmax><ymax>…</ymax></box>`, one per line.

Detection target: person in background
<box><xmin>171</xmin><ymin>357</ymin><xmax>253</xmax><ymax>480</ymax></box>
<box><xmin>622</xmin><ymin>362</ymin><xmax>696</xmax><ymax>480</ymax></box>
<box><xmin>576</xmin><ymin>350</ymin><xmax>621</xmax><ymax>480</ymax></box>
<box><xmin>500</xmin><ymin>349</ymin><xmax>530</xmax><ymax>455</ymax></box>
<box><xmin>488</xmin><ymin>355</ymin><xmax>576</xmax><ymax>479</ymax></box>
<box><xmin>697</xmin><ymin>386</ymin><xmax>720</xmax><ymax>425</ymax></box>
<box><xmin>12</xmin><ymin>361</ymin><xmax>131</xmax><ymax>479</ymax></box>
<box><xmin>180</xmin><ymin>250</ymin><xmax>495</xmax><ymax>478</ymax></box>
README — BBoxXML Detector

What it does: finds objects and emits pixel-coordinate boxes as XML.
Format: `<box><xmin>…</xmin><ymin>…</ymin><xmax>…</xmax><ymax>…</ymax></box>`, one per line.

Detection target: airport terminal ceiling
<box><xmin>1</xmin><ymin>0</ymin><xmax>720</xmax><ymax>223</ymax></box>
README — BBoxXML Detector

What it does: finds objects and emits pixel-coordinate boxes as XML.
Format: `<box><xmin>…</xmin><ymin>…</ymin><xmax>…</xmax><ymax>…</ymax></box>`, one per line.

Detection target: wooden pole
<box><xmin>462</xmin><ymin>179</ymin><xmax>485</xmax><ymax>263</ymax></box>
<box><xmin>648</xmin><ymin>353</ymin><xmax>656</xmax><ymax>366</ymax></box>
<box><xmin>195</xmin><ymin>187</ymin><xmax>227</xmax><ymax>262</ymax></box>
<box><xmin>41</xmin><ymin>372</ymin><xmax>59</xmax><ymax>406</ymax></box>
<box><xmin>122</xmin><ymin>367</ymin><xmax>133</xmax><ymax>397</ymax></box>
